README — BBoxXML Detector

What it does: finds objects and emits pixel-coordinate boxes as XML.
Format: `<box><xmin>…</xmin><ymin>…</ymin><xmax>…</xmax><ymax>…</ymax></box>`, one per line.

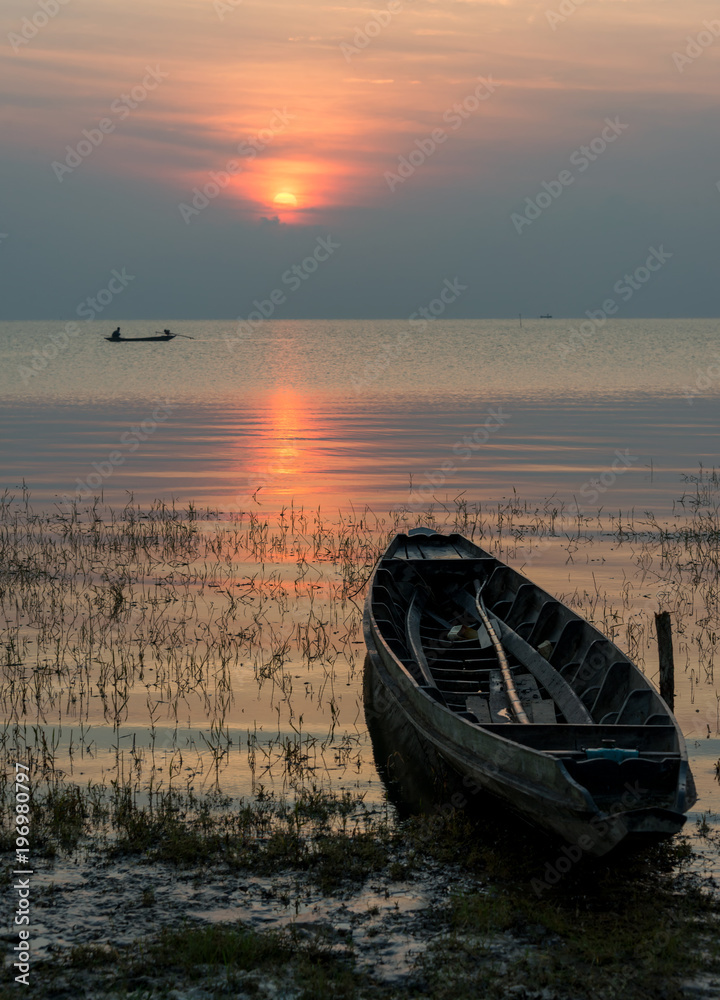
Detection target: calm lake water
<box><xmin>1</xmin><ymin>318</ymin><xmax>719</xmax><ymax>844</ymax></box>
<box><xmin>1</xmin><ymin>318</ymin><xmax>720</xmax><ymax>513</ymax></box>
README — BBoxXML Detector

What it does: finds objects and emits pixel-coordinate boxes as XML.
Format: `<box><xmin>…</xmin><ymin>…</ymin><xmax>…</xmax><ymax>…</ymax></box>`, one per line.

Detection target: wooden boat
<box><xmin>105</xmin><ymin>334</ymin><xmax>175</xmax><ymax>342</ymax></box>
<box><xmin>363</xmin><ymin>527</ymin><xmax>696</xmax><ymax>856</ymax></box>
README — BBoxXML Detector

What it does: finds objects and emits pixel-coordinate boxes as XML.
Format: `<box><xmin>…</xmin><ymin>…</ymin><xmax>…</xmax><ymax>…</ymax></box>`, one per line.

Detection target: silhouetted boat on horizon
<box><xmin>105</xmin><ymin>332</ymin><xmax>176</xmax><ymax>342</ymax></box>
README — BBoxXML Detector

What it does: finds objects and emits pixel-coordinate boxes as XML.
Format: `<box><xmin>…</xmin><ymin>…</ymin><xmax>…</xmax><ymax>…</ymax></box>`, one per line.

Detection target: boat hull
<box><xmin>363</xmin><ymin>529</ymin><xmax>694</xmax><ymax>856</ymax></box>
<box><xmin>105</xmin><ymin>336</ymin><xmax>175</xmax><ymax>342</ymax></box>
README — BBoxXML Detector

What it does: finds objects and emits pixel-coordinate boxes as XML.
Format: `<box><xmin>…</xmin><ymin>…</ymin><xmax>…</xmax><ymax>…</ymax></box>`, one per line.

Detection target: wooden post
<box><xmin>655</xmin><ymin>611</ymin><xmax>675</xmax><ymax>711</ymax></box>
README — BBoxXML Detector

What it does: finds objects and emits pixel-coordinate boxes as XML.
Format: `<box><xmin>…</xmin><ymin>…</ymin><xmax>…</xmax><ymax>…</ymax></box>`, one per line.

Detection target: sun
<box><xmin>273</xmin><ymin>192</ymin><xmax>298</xmax><ymax>207</ymax></box>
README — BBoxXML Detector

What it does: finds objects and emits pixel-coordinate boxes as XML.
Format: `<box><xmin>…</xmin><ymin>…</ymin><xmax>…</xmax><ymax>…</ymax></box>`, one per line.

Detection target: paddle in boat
<box><xmin>363</xmin><ymin>527</ymin><xmax>696</xmax><ymax>856</ymax></box>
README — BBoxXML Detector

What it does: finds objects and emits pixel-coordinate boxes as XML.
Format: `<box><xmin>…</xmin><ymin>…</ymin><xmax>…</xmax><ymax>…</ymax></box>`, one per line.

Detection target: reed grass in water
<box><xmin>1</xmin><ymin>473</ymin><xmax>720</xmax><ymax>794</ymax></box>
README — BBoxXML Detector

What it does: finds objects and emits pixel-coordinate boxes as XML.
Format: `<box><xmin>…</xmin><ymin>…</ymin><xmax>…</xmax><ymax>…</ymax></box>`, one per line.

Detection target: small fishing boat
<box><xmin>363</xmin><ymin>527</ymin><xmax>695</xmax><ymax>856</ymax></box>
<box><xmin>105</xmin><ymin>334</ymin><xmax>175</xmax><ymax>342</ymax></box>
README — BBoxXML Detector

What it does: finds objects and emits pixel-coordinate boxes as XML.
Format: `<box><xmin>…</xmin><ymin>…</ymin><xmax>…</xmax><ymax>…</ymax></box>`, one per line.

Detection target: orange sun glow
<box><xmin>273</xmin><ymin>192</ymin><xmax>298</xmax><ymax>207</ymax></box>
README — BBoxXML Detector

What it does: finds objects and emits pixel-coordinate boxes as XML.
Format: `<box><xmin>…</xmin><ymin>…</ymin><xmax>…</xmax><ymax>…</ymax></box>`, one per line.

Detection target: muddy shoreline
<box><xmin>3</xmin><ymin>786</ymin><xmax>720</xmax><ymax>999</ymax></box>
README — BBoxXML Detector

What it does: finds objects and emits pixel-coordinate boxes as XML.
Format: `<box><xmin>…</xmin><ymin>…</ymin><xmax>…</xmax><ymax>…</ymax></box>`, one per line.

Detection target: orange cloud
<box><xmin>3</xmin><ymin>0</ymin><xmax>718</xmax><ymax>218</ymax></box>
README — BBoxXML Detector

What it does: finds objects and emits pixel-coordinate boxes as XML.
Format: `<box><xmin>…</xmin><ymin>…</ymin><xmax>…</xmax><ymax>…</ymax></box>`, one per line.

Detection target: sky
<box><xmin>2</xmin><ymin>0</ymin><xmax>720</xmax><ymax>319</ymax></box>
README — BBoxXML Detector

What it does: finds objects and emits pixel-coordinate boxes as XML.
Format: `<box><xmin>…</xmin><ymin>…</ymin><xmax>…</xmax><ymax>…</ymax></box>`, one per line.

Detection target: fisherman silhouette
<box><xmin>111</xmin><ymin>327</ymin><xmax>121</xmax><ymax>340</ymax></box>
